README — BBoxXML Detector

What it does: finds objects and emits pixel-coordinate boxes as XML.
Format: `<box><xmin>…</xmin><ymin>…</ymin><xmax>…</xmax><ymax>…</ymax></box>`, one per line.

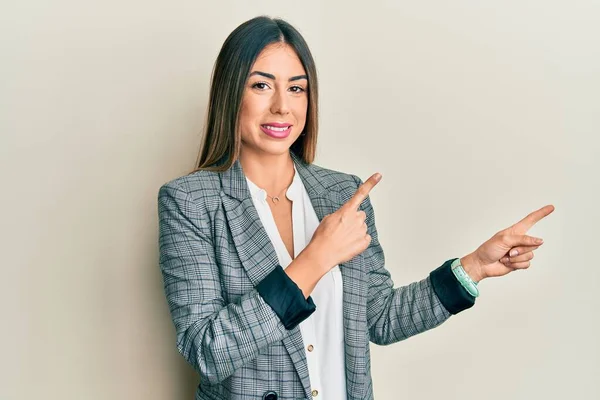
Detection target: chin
<box><xmin>259</xmin><ymin>142</ymin><xmax>294</xmax><ymax>156</ymax></box>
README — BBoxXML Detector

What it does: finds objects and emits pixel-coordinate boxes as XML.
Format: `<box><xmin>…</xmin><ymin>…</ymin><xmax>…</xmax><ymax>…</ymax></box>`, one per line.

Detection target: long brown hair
<box><xmin>191</xmin><ymin>16</ymin><xmax>319</xmax><ymax>173</ymax></box>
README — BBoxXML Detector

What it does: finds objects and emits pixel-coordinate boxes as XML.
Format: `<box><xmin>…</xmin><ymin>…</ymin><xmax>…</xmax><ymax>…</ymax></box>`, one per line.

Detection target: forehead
<box><xmin>251</xmin><ymin>43</ymin><xmax>306</xmax><ymax>77</ymax></box>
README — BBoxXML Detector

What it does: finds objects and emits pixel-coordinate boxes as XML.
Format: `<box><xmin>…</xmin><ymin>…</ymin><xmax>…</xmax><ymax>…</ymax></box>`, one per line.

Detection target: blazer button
<box><xmin>262</xmin><ymin>390</ymin><xmax>278</xmax><ymax>400</ymax></box>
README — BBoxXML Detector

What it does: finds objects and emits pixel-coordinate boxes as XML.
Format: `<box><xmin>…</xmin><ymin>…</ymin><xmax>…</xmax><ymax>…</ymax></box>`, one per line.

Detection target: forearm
<box><xmin>368</xmin><ymin>258</ymin><xmax>478</xmax><ymax>345</ymax></box>
<box><xmin>368</xmin><ymin>274</ymin><xmax>452</xmax><ymax>346</ymax></box>
<box><xmin>175</xmin><ymin>288</ymin><xmax>289</xmax><ymax>385</ymax></box>
<box><xmin>284</xmin><ymin>243</ymin><xmax>329</xmax><ymax>299</ymax></box>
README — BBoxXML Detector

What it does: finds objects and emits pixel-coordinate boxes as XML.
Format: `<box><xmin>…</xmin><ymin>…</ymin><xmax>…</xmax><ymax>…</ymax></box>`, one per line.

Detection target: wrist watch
<box><xmin>451</xmin><ymin>258</ymin><xmax>480</xmax><ymax>298</ymax></box>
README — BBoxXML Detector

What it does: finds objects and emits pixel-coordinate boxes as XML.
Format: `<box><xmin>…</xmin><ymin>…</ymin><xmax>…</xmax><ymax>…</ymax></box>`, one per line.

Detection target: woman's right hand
<box><xmin>308</xmin><ymin>173</ymin><xmax>382</xmax><ymax>272</ymax></box>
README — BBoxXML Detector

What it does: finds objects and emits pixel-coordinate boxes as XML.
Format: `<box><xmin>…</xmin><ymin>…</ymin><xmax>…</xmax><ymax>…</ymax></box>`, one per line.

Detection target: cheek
<box><xmin>239</xmin><ymin>98</ymin><xmax>254</xmax><ymax>127</ymax></box>
<box><xmin>239</xmin><ymin>100</ymin><xmax>256</xmax><ymax>141</ymax></box>
<box><xmin>294</xmin><ymin>98</ymin><xmax>308</xmax><ymax>124</ymax></box>
<box><xmin>240</xmin><ymin>93</ymin><xmax>269</xmax><ymax>123</ymax></box>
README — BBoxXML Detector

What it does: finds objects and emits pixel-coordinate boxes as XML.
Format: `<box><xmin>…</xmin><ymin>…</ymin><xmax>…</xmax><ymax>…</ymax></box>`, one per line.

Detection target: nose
<box><xmin>270</xmin><ymin>88</ymin><xmax>290</xmax><ymax>115</ymax></box>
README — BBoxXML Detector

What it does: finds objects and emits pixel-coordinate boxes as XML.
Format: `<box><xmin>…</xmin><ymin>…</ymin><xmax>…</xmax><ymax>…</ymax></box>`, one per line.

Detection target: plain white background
<box><xmin>1</xmin><ymin>1</ymin><xmax>598</xmax><ymax>399</ymax></box>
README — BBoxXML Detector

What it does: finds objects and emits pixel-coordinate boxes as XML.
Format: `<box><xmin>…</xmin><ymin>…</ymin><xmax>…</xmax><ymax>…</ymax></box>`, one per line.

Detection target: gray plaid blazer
<box><xmin>158</xmin><ymin>150</ymin><xmax>455</xmax><ymax>400</ymax></box>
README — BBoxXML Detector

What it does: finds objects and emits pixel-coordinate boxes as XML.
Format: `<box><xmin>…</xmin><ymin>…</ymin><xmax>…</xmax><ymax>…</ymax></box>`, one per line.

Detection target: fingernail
<box><xmin>535</xmin><ymin>238</ymin><xmax>544</xmax><ymax>243</ymax></box>
<box><xmin>510</xmin><ymin>249</ymin><xmax>519</xmax><ymax>257</ymax></box>
<box><xmin>375</xmin><ymin>173</ymin><xmax>382</xmax><ymax>181</ymax></box>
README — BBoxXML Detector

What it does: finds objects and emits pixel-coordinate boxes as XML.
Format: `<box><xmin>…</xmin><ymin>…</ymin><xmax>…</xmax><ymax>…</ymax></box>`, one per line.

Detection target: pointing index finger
<box><xmin>512</xmin><ymin>204</ymin><xmax>555</xmax><ymax>233</ymax></box>
<box><xmin>346</xmin><ymin>173</ymin><xmax>381</xmax><ymax>211</ymax></box>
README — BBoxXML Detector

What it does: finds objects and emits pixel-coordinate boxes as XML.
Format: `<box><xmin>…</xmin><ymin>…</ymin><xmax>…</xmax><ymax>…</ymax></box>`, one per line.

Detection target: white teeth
<box><xmin>264</xmin><ymin>125</ymin><xmax>289</xmax><ymax>131</ymax></box>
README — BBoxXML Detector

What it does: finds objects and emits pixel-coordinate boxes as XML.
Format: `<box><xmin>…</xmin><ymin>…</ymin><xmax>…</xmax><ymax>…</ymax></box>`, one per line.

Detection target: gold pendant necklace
<box><xmin>266</xmin><ymin>190</ymin><xmax>285</xmax><ymax>204</ymax></box>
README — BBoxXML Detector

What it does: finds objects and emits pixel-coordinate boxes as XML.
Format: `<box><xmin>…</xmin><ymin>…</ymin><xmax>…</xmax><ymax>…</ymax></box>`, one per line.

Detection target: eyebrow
<box><xmin>249</xmin><ymin>71</ymin><xmax>308</xmax><ymax>82</ymax></box>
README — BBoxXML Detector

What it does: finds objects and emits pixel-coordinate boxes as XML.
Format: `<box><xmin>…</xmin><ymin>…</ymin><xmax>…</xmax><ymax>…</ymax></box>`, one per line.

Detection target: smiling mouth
<box><xmin>260</xmin><ymin>124</ymin><xmax>292</xmax><ymax>138</ymax></box>
<box><xmin>261</xmin><ymin>124</ymin><xmax>291</xmax><ymax>131</ymax></box>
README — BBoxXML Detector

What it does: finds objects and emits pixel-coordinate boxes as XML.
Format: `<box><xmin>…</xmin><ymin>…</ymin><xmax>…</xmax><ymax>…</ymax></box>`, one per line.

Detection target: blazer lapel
<box><xmin>220</xmin><ymin>150</ymin><xmax>366</xmax><ymax>399</ymax></box>
<box><xmin>292</xmin><ymin>151</ymin><xmax>368</xmax><ymax>399</ymax></box>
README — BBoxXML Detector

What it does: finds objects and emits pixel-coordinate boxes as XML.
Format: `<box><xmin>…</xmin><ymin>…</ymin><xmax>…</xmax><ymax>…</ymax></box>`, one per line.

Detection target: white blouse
<box><xmin>245</xmin><ymin>162</ymin><xmax>347</xmax><ymax>400</ymax></box>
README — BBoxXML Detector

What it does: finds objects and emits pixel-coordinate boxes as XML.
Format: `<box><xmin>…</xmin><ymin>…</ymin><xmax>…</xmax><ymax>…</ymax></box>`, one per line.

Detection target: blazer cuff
<box><xmin>256</xmin><ymin>264</ymin><xmax>316</xmax><ymax>330</ymax></box>
<box><xmin>430</xmin><ymin>258</ymin><xmax>476</xmax><ymax>315</ymax></box>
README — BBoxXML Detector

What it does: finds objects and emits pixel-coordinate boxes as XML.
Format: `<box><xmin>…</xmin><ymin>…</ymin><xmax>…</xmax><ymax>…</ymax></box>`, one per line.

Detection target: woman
<box><xmin>157</xmin><ymin>16</ymin><xmax>554</xmax><ymax>400</ymax></box>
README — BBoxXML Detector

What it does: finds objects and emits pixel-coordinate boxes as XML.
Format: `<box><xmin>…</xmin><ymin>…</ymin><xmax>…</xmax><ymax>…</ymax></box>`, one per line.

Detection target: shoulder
<box><xmin>307</xmin><ymin>161</ymin><xmax>362</xmax><ymax>194</ymax></box>
<box><xmin>157</xmin><ymin>169</ymin><xmax>221</xmax><ymax>205</ymax></box>
<box><xmin>308</xmin><ymin>163</ymin><xmax>376</xmax><ymax>215</ymax></box>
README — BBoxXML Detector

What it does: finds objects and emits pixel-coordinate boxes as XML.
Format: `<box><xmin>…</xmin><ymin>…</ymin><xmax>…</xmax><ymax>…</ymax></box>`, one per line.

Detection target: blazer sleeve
<box><xmin>157</xmin><ymin>181</ymin><xmax>312</xmax><ymax>385</ymax></box>
<box><xmin>350</xmin><ymin>175</ymin><xmax>475</xmax><ymax>346</ymax></box>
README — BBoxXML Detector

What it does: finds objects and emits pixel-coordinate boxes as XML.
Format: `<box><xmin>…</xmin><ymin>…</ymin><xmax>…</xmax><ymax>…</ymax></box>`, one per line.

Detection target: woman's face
<box><xmin>239</xmin><ymin>43</ymin><xmax>308</xmax><ymax>157</ymax></box>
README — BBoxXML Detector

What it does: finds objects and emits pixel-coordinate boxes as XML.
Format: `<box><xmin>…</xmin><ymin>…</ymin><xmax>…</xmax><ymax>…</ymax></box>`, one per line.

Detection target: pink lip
<box><xmin>260</xmin><ymin>123</ymin><xmax>292</xmax><ymax>139</ymax></box>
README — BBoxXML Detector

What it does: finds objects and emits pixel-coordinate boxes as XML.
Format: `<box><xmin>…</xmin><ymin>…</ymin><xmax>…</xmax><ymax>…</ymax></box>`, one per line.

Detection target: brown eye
<box><xmin>251</xmin><ymin>82</ymin><xmax>269</xmax><ymax>90</ymax></box>
<box><xmin>289</xmin><ymin>86</ymin><xmax>305</xmax><ymax>93</ymax></box>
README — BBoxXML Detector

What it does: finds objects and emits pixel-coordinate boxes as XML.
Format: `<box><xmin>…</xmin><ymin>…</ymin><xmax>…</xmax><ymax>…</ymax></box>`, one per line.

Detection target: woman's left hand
<box><xmin>461</xmin><ymin>205</ymin><xmax>555</xmax><ymax>283</ymax></box>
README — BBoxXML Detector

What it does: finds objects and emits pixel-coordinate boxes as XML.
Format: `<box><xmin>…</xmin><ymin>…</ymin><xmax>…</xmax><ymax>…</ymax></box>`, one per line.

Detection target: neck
<box><xmin>239</xmin><ymin>147</ymin><xmax>295</xmax><ymax>194</ymax></box>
